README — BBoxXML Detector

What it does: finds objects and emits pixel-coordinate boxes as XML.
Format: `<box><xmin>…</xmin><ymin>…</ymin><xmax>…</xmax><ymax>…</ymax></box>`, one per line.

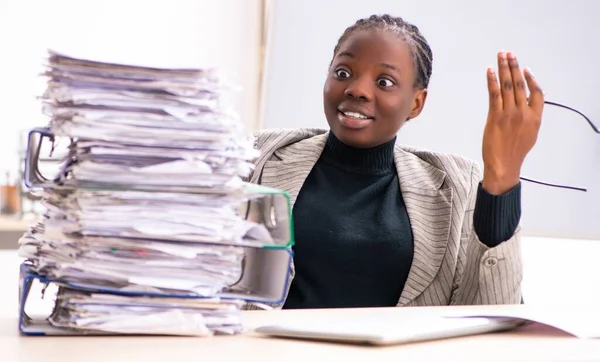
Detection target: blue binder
<box><xmin>18</xmin><ymin>245</ymin><xmax>294</xmax><ymax>335</ymax></box>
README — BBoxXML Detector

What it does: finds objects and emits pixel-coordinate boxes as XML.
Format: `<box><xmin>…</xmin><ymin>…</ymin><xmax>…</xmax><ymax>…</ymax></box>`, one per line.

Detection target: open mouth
<box><xmin>337</xmin><ymin>110</ymin><xmax>374</xmax><ymax>130</ymax></box>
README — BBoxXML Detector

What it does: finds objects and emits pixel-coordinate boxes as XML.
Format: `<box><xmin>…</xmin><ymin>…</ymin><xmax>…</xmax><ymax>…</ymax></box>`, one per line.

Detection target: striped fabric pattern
<box><xmin>245</xmin><ymin>128</ymin><xmax>522</xmax><ymax>310</ymax></box>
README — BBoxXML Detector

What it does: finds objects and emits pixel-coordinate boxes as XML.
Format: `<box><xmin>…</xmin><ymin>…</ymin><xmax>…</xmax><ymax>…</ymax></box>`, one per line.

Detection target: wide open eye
<box><xmin>335</xmin><ymin>69</ymin><xmax>351</xmax><ymax>78</ymax></box>
<box><xmin>377</xmin><ymin>78</ymin><xmax>395</xmax><ymax>87</ymax></box>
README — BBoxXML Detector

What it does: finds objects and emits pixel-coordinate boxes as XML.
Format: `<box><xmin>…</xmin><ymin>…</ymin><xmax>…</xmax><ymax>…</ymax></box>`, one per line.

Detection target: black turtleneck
<box><xmin>283</xmin><ymin>133</ymin><xmax>412</xmax><ymax>309</ymax></box>
<box><xmin>283</xmin><ymin>132</ymin><xmax>521</xmax><ymax>309</ymax></box>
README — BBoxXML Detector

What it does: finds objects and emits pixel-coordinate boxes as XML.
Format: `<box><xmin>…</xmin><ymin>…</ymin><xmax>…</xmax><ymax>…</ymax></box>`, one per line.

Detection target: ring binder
<box><xmin>18</xmin><ymin>246</ymin><xmax>293</xmax><ymax>335</ymax></box>
<box><xmin>24</xmin><ymin>128</ymin><xmax>294</xmax><ymax>248</ymax></box>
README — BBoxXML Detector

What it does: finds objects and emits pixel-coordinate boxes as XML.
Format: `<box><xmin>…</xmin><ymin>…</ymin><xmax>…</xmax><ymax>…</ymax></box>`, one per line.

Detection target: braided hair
<box><xmin>333</xmin><ymin>14</ymin><xmax>433</xmax><ymax>90</ymax></box>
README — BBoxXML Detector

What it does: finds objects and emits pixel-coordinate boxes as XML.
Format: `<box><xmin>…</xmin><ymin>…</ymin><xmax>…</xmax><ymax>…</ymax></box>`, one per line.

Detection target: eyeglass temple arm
<box><xmin>544</xmin><ymin>100</ymin><xmax>600</xmax><ymax>133</ymax></box>
<box><xmin>519</xmin><ymin>176</ymin><xmax>587</xmax><ymax>192</ymax></box>
<box><xmin>517</xmin><ymin>101</ymin><xmax>597</xmax><ymax>192</ymax></box>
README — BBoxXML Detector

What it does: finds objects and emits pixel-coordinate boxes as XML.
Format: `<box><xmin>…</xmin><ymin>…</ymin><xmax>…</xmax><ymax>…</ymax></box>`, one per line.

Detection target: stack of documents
<box><xmin>42</xmin><ymin>50</ymin><xmax>257</xmax><ymax>191</ymax></box>
<box><xmin>18</xmin><ymin>50</ymin><xmax>279</xmax><ymax>336</ymax></box>
<box><xmin>37</xmin><ymin>188</ymin><xmax>274</xmax><ymax>246</ymax></box>
<box><xmin>19</xmin><ymin>221</ymin><xmax>245</xmax><ymax>296</ymax></box>
<box><xmin>49</xmin><ymin>290</ymin><xmax>244</xmax><ymax>336</ymax></box>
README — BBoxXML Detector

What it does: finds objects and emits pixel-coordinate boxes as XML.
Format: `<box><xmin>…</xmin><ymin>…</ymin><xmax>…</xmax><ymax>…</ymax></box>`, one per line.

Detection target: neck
<box><xmin>320</xmin><ymin>132</ymin><xmax>396</xmax><ymax>174</ymax></box>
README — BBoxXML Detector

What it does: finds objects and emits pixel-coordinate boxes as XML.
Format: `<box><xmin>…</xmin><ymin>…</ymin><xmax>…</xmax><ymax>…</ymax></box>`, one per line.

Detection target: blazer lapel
<box><xmin>393</xmin><ymin>146</ymin><xmax>453</xmax><ymax>306</ymax></box>
<box><xmin>259</xmin><ymin>132</ymin><xmax>328</xmax><ymax>205</ymax></box>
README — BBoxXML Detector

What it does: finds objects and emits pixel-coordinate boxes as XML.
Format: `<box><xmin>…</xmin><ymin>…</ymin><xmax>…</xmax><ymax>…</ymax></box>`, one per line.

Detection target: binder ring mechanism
<box><xmin>24</xmin><ymin>127</ymin><xmax>67</xmax><ymax>190</ymax></box>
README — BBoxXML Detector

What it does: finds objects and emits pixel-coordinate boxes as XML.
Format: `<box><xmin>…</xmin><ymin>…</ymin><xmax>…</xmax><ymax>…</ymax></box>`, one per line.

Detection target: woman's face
<box><xmin>323</xmin><ymin>28</ymin><xmax>427</xmax><ymax>148</ymax></box>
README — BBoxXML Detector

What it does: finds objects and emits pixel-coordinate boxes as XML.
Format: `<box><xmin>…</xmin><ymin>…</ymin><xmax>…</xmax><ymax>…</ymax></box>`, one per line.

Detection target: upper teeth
<box><xmin>343</xmin><ymin>111</ymin><xmax>369</xmax><ymax>119</ymax></box>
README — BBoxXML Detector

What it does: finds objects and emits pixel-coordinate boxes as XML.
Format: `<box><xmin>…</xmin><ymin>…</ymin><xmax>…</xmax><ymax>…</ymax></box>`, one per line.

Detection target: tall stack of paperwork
<box><xmin>17</xmin><ymin>51</ymin><xmax>294</xmax><ymax>336</ymax></box>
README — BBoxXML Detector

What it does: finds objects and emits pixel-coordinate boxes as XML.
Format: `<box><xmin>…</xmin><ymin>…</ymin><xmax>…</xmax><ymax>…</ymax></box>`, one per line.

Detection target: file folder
<box><xmin>18</xmin><ymin>245</ymin><xmax>293</xmax><ymax>335</ymax></box>
<box><xmin>24</xmin><ymin>128</ymin><xmax>294</xmax><ymax>249</ymax></box>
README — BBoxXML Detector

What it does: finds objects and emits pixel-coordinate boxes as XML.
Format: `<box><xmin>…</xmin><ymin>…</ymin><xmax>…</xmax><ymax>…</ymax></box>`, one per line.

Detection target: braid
<box><xmin>333</xmin><ymin>14</ymin><xmax>433</xmax><ymax>90</ymax></box>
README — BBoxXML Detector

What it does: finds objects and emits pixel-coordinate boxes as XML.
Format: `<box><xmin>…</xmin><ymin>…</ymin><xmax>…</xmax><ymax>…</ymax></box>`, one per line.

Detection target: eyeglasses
<box><xmin>519</xmin><ymin>101</ymin><xmax>598</xmax><ymax>192</ymax></box>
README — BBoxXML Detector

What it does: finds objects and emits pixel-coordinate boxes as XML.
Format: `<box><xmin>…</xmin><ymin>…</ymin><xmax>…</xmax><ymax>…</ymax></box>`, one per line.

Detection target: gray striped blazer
<box><xmin>246</xmin><ymin>128</ymin><xmax>522</xmax><ymax>308</ymax></box>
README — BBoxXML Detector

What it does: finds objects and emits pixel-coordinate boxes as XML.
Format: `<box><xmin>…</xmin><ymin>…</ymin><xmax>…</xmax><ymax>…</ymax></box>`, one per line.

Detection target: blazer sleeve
<box><xmin>450</xmin><ymin>162</ymin><xmax>523</xmax><ymax>305</ymax></box>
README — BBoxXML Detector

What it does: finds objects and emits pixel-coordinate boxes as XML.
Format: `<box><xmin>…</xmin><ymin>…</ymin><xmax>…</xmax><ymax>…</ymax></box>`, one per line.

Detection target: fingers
<box><xmin>496</xmin><ymin>51</ymin><xmax>540</xmax><ymax>111</ymax></box>
<box><xmin>507</xmin><ymin>53</ymin><xmax>527</xmax><ymax>107</ymax></box>
<box><xmin>524</xmin><ymin>68</ymin><xmax>544</xmax><ymax>114</ymax></box>
<box><xmin>486</xmin><ymin>68</ymin><xmax>502</xmax><ymax>112</ymax></box>
<box><xmin>497</xmin><ymin>52</ymin><xmax>514</xmax><ymax>109</ymax></box>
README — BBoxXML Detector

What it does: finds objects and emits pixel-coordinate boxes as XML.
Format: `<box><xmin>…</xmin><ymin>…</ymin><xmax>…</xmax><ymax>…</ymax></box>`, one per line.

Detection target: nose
<box><xmin>344</xmin><ymin>76</ymin><xmax>372</xmax><ymax>101</ymax></box>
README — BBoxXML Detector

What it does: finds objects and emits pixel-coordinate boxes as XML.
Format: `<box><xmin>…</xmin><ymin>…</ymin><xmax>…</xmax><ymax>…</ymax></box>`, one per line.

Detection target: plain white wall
<box><xmin>260</xmin><ymin>0</ymin><xmax>600</xmax><ymax>239</ymax></box>
<box><xmin>0</xmin><ymin>0</ymin><xmax>264</xmax><ymax>179</ymax></box>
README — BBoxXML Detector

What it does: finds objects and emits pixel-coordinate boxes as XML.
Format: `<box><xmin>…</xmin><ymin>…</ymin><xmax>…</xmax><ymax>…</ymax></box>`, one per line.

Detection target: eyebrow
<box><xmin>380</xmin><ymin>63</ymin><xmax>399</xmax><ymax>72</ymax></box>
<box><xmin>336</xmin><ymin>51</ymin><xmax>400</xmax><ymax>73</ymax></box>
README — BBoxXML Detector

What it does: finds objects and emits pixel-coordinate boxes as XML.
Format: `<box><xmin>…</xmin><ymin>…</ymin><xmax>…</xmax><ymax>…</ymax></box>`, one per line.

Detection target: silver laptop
<box><xmin>254</xmin><ymin>314</ymin><xmax>527</xmax><ymax>346</ymax></box>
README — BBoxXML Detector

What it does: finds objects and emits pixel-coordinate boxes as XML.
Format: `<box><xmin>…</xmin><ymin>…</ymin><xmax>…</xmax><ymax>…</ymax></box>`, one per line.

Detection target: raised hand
<box><xmin>481</xmin><ymin>51</ymin><xmax>545</xmax><ymax>195</ymax></box>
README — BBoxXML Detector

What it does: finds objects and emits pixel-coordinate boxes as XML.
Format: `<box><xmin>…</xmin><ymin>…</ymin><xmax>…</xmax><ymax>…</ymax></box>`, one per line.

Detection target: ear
<box><xmin>407</xmin><ymin>89</ymin><xmax>428</xmax><ymax>120</ymax></box>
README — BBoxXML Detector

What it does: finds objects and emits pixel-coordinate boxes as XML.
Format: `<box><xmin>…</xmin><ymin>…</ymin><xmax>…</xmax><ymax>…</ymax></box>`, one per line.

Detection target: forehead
<box><xmin>334</xmin><ymin>28</ymin><xmax>414</xmax><ymax>72</ymax></box>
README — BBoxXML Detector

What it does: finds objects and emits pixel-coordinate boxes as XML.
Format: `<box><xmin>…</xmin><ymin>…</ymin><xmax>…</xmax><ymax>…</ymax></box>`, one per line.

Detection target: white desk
<box><xmin>2</xmin><ymin>307</ymin><xmax>600</xmax><ymax>362</ymax></box>
<box><xmin>1</xmin><ymin>245</ymin><xmax>600</xmax><ymax>362</ymax></box>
